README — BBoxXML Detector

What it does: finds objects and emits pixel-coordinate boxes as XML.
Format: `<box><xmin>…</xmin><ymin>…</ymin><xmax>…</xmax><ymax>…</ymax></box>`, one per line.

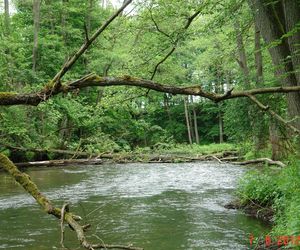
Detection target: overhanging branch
<box><xmin>1</xmin><ymin>73</ymin><xmax>300</xmax><ymax>106</ymax></box>
<box><xmin>0</xmin><ymin>153</ymin><xmax>143</xmax><ymax>250</ymax></box>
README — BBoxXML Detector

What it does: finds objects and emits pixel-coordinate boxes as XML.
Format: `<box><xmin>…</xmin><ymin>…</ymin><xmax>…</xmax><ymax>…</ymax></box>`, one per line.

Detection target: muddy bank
<box><xmin>225</xmin><ymin>200</ymin><xmax>274</xmax><ymax>224</ymax></box>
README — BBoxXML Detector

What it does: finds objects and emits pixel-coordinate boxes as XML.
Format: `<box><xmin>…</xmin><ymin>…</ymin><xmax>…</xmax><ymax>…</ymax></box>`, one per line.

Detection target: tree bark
<box><xmin>254</xmin><ymin>25</ymin><xmax>263</xmax><ymax>86</ymax></box>
<box><xmin>248</xmin><ymin>0</ymin><xmax>300</xmax><ymax>131</ymax></box>
<box><xmin>1</xmin><ymin>74</ymin><xmax>300</xmax><ymax>106</ymax></box>
<box><xmin>283</xmin><ymin>0</ymin><xmax>300</xmax><ymax>84</ymax></box>
<box><xmin>32</xmin><ymin>0</ymin><xmax>41</xmax><ymax>72</ymax></box>
<box><xmin>253</xmin><ymin>25</ymin><xmax>268</xmax><ymax>150</ymax></box>
<box><xmin>184</xmin><ymin>97</ymin><xmax>193</xmax><ymax>144</ymax></box>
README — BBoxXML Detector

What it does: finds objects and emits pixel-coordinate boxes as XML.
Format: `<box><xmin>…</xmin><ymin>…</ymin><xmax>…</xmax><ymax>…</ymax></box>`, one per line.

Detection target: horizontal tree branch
<box><xmin>1</xmin><ymin>73</ymin><xmax>300</xmax><ymax>106</ymax></box>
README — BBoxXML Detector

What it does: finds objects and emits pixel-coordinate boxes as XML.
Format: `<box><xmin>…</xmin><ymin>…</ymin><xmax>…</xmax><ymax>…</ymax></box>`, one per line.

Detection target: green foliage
<box><xmin>0</xmin><ymin>0</ymin><xmax>295</xmax><ymax>161</ymax></box>
<box><xmin>237</xmin><ymin>159</ymin><xmax>300</xmax><ymax>238</ymax></box>
<box><xmin>237</xmin><ymin>169</ymin><xmax>281</xmax><ymax>206</ymax></box>
<box><xmin>154</xmin><ymin>143</ymin><xmax>236</xmax><ymax>155</ymax></box>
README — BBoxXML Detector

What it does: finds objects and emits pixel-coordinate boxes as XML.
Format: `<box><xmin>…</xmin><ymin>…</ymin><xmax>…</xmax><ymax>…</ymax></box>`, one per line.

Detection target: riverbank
<box><xmin>226</xmin><ymin>157</ymin><xmax>300</xmax><ymax>249</ymax></box>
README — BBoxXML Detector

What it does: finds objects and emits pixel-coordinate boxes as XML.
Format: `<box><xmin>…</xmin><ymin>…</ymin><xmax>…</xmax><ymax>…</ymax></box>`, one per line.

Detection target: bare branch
<box><xmin>149</xmin><ymin>8</ymin><xmax>172</xmax><ymax>40</ymax></box>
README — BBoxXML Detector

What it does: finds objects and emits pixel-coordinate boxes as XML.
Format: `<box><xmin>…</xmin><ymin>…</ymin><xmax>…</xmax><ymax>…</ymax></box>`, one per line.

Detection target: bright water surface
<box><xmin>0</xmin><ymin>162</ymin><xmax>268</xmax><ymax>249</ymax></box>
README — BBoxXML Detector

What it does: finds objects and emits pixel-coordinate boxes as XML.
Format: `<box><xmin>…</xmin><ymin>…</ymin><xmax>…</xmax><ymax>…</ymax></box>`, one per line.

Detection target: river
<box><xmin>0</xmin><ymin>162</ymin><xmax>268</xmax><ymax>249</ymax></box>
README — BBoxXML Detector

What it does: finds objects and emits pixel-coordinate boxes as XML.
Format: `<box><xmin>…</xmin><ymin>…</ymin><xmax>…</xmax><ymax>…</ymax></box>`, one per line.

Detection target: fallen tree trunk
<box><xmin>231</xmin><ymin>158</ymin><xmax>286</xmax><ymax>167</ymax></box>
<box><xmin>15</xmin><ymin>158</ymin><xmax>103</xmax><ymax>167</ymax></box>
<box><xmin>1</xmin><ymin>143</ymin><xmax>99</xmax><ymax>158</ymax></box>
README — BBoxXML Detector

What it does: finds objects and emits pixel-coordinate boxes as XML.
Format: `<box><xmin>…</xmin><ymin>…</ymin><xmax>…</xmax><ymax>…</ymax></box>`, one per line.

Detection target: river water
<box><xmin>0</xmin><ymin>162</ymin><xmax>268</xmax><ymax>249</ymax></box>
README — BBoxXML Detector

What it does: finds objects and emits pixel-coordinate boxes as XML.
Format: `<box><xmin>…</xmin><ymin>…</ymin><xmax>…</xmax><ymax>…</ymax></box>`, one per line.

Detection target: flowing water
<box><xmin>0</xmin><ymin>162</ymin><xmax>268</xmax><ymax>249</ymax></box>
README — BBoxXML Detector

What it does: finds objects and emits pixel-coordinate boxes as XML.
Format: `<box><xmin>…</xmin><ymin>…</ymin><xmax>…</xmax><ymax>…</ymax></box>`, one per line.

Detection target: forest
<box><xmin>0</xmin><ymin>0</ymin><xmax>300</xmax><ymax>249</ymax></box>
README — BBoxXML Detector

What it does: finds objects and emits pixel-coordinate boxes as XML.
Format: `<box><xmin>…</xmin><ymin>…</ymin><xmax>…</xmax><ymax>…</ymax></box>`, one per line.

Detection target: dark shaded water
<box><xmin>0</xmin><ymin>162</ymin><xmax>268</xmax><ymax>249</ymax></box>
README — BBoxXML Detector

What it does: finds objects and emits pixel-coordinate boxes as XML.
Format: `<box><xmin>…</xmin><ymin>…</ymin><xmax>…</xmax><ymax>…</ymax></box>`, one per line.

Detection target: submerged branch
<box><xmin>0</xmin><ymin>153</ymin><xmax>143</xmax><ymax>250</ymax></box>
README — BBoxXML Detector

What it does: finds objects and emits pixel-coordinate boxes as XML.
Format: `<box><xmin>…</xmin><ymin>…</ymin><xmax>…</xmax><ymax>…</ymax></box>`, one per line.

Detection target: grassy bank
<box><xmin>236</xmin><ymin>157</ymin><xmax>300</xmax><ymax>248</ymax></box>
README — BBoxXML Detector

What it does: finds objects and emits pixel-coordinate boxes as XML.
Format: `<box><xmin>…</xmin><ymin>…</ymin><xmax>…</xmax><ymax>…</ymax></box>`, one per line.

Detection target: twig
<box><xmin>150</xmin><ymin>8</ymin><xmax>201</xmax><ymax>80</ymax></box>
<box><xmin>60</xmin><ymin>203</ymin><xmax>69</xmax><ymax>248</ymax></box>
<box><xmin>148</xmin><ymin>8</ymin><xmax>172</xmax><ymax>40</ymax></box>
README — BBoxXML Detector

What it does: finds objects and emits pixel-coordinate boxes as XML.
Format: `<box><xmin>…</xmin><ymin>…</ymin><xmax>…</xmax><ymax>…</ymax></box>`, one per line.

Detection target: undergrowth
<box><xmin>236</xmin><ymin>157</ymin><xmax>300</xmax><ymax>248</ymax></box>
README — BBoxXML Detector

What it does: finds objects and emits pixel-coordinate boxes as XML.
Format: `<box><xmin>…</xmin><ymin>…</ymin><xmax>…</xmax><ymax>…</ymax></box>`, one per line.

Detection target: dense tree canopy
<box><xmin>0</xmin><ymin>0</ymin><xmax>299</xmax><ymax>160</ymax></box>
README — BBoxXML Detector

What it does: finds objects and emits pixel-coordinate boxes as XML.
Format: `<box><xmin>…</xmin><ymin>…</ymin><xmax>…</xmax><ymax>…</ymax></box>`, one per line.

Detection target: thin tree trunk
<box><xmin>234</xmin><ymin>20</ymin><xmax>251</xmax><ymax>88</ymax></box>
<box><xmin>32</xmin><ymin>0</ymin><xmax>41</xmax><ymax>72</ymax></box>
<box><xmin>184</xmin><ymin>97</ymin><xmax>192</xmax><ymax>144</ymax></box>
<box><xmin>61</xmin><ymin>0</ymin><xmax>68</xmax><ymax>46</ymax></box>
<box><xmin>219</xmin><ymin>110</ymin><xmax>224</xmax><ymax>143</ymax></box>
<box><xmin>86</xmin><ymin>0</ymin><xmax>93</xmax><ymax>34</ymax></box>
<box><xmin>4</xmin><ymin>0</ymin><xmax>10</xmax><ymax>35</ymax></box>
<box><xmin>253</xmin><ymin>25</ymin><xmax>267</xmax><ymax>150</ymax></box>
<box><xmin>190</xmin><ymin>96</ymin><xmax>199</xmax><ymax>144</ymax></box>
<box><xmin>188</xmin><ymin>97</ymin><xmax>195</xmax><ymax>142</ymax></box>
<box><xmin>163</xmin><ymin>94</ymin><xmax>172</xmax><ymax>121</ymax></box>
<box><xmin>254</xmin><ymin>25</ymin><xmax>263</xmax><ymax>86</ymax></box>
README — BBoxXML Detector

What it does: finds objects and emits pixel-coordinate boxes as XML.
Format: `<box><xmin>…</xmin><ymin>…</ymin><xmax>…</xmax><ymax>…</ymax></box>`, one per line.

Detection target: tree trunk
<box><xmin>254</xmin><ymin>25</ymin><xmax>263</xmax><ymax>86</ymax></box>
<box><xmin>283</xmin><ymin>0</ymin><xmax>300</xmax><ymax>84</ymax></box>
<box><xmin>4</xmin><ymin>0</ymin><xmax>10</xmax><ymax>35</ymax></box>
<box><xmin>219</xmin><ymin>107</ymin><xmax>224</xmax><ymax>143</ymax></box>
<box><xmin>234</xmin><ymin>20</ymin><xmax>251</xmax><ymax>88</ymax></box>
<box><xmin>86</xmin><ymin>0</ymin><xmax>93</xmax><ymax>34</ymax></box>
<box><xmin>253</xmin><ymin>25</ymin><xmax>267</xmax><ymax>150</ymax></box>
<box><xmin>248</xmin><ymin>0</ymin><xmax>300</xmax><ymax>131</ymax></box>
<box><xmin>32</xmin><ymin>0</ymin><xmax>41</xmax><ymax>72</ymax></box>
<box><xmin>190</xmin><ymin>97</ymin><xmax>200</xmax><ymax>144</ymax></box>
<box><xmin>61</xmin><ymin>0</ymin><xmax>68</xmax><ymax>45</ymax></box>
<box><xmin>269</xmin><ymin>120</ymin><xmax>285</xmax><ymax>160</ymax></box>
<box><xmin>163</xmin><ymin>94</ymin><xmax>172</xmax><ymax>121</ymax></box>
<box><xmin>184</xmin><ymin>97</ymin><xmax>193</xmax><ymax>144</ymax></box>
